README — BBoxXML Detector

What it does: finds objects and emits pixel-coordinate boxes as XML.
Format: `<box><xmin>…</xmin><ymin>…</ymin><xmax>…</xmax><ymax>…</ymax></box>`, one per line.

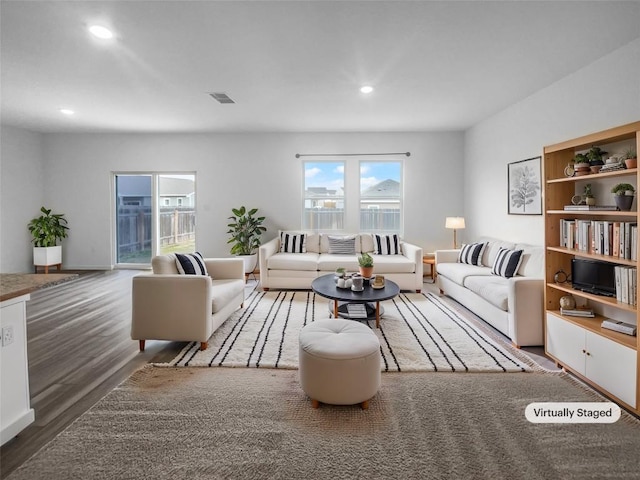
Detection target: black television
<box><xmin>571</xmin><ymin>258</ymin><xmax>616</xmax><ymax>297</ymax></box>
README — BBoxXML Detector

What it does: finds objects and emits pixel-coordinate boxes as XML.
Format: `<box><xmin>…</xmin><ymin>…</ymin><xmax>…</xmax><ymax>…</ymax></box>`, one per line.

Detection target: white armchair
<box><xmin>131</xmin><ymin>255</ymin><xmax>245</xmax><ymax>352</ymax></box>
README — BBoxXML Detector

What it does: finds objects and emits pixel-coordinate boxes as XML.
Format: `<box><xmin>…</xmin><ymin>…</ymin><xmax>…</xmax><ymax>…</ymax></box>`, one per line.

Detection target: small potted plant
<box><xmin>587</xmin><ymin>146</ymin><xmax>606</xmax><ymax>173</ymax></box>
<box><xmin>28</xmin><ymin>206</ymin><xmax>69</xmax><ymax>271</ymax></box>
<box><xmin>357</xmin><ymin>252</ymin><xmax>374</xmax><ymax>278</ymax></box>
<box><xmin>584</xmin><ymin>184</ymin><xmax>595</xmax><ymax>206</ymax></box>
<box><xmin>624</xmin><ymin>147</ymin><xmax>637</xmax><ymax>169</ymax></box>
<box><xmin>226</xmin><ymin>206</ymin><xmax>267</xmax><ymax>274</ymax></box>
<box><xmin>573</xmin><ymin>153</ymin><xmax>590</xmax><ymax>175</ymax></box>
<box><xmin>611</xmin><ymin>183</ymin><xmax>636</xmax><ymax>211</ymax></box>
<box><xmin>334</xmin><ymin>267</ymin><xmax>346</xmax><ymax>279</ymax></box>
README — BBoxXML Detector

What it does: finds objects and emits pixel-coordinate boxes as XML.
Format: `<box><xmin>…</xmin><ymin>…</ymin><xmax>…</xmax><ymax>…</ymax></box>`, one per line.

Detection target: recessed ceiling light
<box><xmin>89</xmin><ymin>25</ymin><xmax>114</xmax><ymax>39</ymax></box>
<box><xmin>360</xmin><ymin>86</ymin><xmax>374</xmax><ymax>94</ymax></box>
<box><xmin>59</xmin><ymin>109</ymin><xmax>74</xmax><ymax>115</ymax></box>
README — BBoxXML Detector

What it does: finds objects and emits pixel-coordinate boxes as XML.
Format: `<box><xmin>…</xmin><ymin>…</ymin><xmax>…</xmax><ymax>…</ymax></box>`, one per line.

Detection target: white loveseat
<box><xmin>131</xmin><ymin>255</ymin><xmax>245</xmax><ymax>351</ymax></box>
<box><xmin>435</xmin><ymin>237</ymin><xmax>544</xmax><ymax>347</ymax></box>
<box><xmin>259</xmin><ymin>232</ymin><xmax>423</xmax><ymax>292</ymax></box>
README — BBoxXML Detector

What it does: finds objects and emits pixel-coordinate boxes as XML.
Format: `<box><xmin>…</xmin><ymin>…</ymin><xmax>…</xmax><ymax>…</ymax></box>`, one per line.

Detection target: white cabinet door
<box><xmin>546</xmin><ymin>313</ymin><xmax>585</xmax><ymax>375</ymax></box>
<box><xmin>1</xmin><ymin>295</ymin><xmax>35</xmax><ymax>446</ymax></box>
<box><xmin>586</xmin><ymin>331</ymin><xmax>637</xmax><ymax>408</ymax></box>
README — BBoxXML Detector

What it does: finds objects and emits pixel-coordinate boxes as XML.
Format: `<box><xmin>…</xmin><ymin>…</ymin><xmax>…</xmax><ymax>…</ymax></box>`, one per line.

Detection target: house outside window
<box><xmin>360</xmin><ymin>161</ymin><xmax>402</xmax><ymax>232</ymax></box>
<box><xmin>302</xmin><ymin>161</ymin><xmax>344</xmax><ymax>230</ymax></box>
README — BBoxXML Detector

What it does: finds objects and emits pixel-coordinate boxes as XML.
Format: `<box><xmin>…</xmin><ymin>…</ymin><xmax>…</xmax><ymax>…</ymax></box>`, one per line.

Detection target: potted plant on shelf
<box><xmin>227</xmin><ymin>206</ymin><xmax>267</xmax><ymax>274</ymax></box>
<box><xmin>587</xmin><ymin>146</ymin><xmax>606</xmax><ymax>173</ymax></box>
<box><xmin>624</xmin><ymin>147</ymin><xmax>637</xmax><ymax>169</ymax></box>
<box><xmin>611</xmin><ymin>183</ymin><xmax>636</xmax><ymax>211</ymax></box>
<box><xmin>27</xmin><ymin>206</ymin><xmax>69</xmax><ymax>272</ymax></box>
<box><xmin>573</xmin><ymin>153</ymin><xmax>590</xmax><ymax>175</ymax></box>
<box><xmin>584</xmin><ymin>184</ymin><xmax>595</xmax><ymax>206</ymax></box>
<box><xmin>358</xmin><ymin>252</ymin><xmax>374</xmax><ymax>278</ymax></box>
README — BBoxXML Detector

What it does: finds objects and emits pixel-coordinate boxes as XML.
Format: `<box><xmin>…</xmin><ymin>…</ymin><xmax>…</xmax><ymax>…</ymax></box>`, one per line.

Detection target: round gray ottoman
<box><xmin>298</xmin><ymin>318</ymin><xmax>381</xmax><ymax>409</ymax></box>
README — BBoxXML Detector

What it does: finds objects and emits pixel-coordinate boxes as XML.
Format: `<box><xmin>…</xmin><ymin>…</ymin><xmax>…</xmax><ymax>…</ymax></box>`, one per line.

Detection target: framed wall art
<box><xmin>508</xmin><ymin>156</ymin><xmax>542</xmax><ymax>215</ymax></box>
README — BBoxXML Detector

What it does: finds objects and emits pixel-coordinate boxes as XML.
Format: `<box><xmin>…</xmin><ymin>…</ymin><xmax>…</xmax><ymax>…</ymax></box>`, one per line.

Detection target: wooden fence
<box><xmin>117</xmin><ymin>207</ymin><xmax>195</xmax><ymax>255</ymax></box>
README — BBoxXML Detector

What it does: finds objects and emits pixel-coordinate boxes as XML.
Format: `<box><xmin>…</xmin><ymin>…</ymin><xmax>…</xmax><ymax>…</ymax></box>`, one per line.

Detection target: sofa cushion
<box><xmin>515</xmin><ymin>243</ymin><xmax>544</xmax><ymax>278</ymax></box>
<box><xmin>267</xmin><ymin>252</ymin><xmax>319</xmax><ymax>271</ymax></box>
<box><xmin>478</xmin><ymin>237</ymin><xmax>516</xmax><ymax>268</ymax></box>
<box><xmin>436</xmin><ymin>263</ymin><xmax>493</xmax><ymax>285</ymax></box>
<box><xmin>320</xmin><ymin>234</ymin><xmax>362</xmax><ymax>254</ymax></box>
<box><xmin>458</xmin><ymin>242</ymin><xmax>486</xmax><ymax>266</ymax></box>
<box><xmin>463</xmin><ymin>275</ymin><xmax>509</xmax><ymax>311</ymax></box>
<box><xmin>372</xmin><ymin>234</ymin><xmax>401</xmax><ymax>255</ymax></box>
<box><xmin>327</xmin><ymin>235</ymin><xmax>357</xmax><ymax>254</ymax></box>
<box><xmin>317</xmin><ymin>254</ymin><xmax>360</xmax><ymax>272</ymax></box>
<box><xmin>280</xmin><ymin>232</ymin><xmax>307</xmax><ymax>253</ymax></box>
<box><xmin>152</xmin><ymin>254</ymin><xmax>180</xmax><ymax>274</ymax></box>
<box><xmin>370</xmin><ymin>254</ymin><xmax>415</xmax><ymax>274</ymax></box>
<box><xmin>175</xmin><ymin>252</ymin><xmax>208</xmax><ymax>276</ymax></box>
<box><xmin>211</xmin><ymin>279</ymin><xmax>245</xmax><ymax>314</ymax></box>
<box><xmin>278</xmin><ymin>231</ymin><xmax>321</xmax><ymax>253</ymax></box>
<box><xmin>491</xmin><ymin>248</ymin><xmax>523</xmax><ymax>278</ymax></box>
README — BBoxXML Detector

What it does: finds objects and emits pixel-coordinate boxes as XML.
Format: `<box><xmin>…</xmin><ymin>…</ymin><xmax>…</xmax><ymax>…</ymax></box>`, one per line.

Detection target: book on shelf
<box><xmin>614</xmin><ymin>265</ymin><xmax>637</xmax><ymax>307</ymax></box>
<box><xmin>563</xmin><ymin>205</ymin><xmax>617</xmax><ymax>211</ymax></box>
<box><xmin>601</xmin><ymin>319</ymin><xmax>637</xmax><ymax>336</ymax></box>
<box><xmin>560</xmin><ymin>307</ymin><xmax>595</xmax><ymax>317</ymax></box>
<box><xmin>558</xmin><ymin>219</ymin><xmax>638</xmax><ymax>259</ymax></box>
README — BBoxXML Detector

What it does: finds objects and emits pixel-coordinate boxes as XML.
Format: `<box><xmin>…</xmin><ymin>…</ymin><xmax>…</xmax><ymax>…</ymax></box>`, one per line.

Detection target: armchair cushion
<box><xmin>175</xmin><ymin>252</ymin><xmax>208</xmax><ymax>275</ymax></box>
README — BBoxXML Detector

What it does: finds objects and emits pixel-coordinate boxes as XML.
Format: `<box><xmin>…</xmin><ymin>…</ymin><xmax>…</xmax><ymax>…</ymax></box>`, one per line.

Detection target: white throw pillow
<box><xmin>371</xmin><ymin>234</ymin><xmax>401</xmax><ymax>255</ymax></box>
<box><xmin>280</xmin><ymin>232</ymin><xmax>307</xmax><ymax>253</ymax></box>
<box><xmin>175</xmin><ymin>252</ymin><xmax>208</xmax><ymax>276</ymax></box>
<box><xmin>491</xmin><ymin>248</ymin><xmax>523</xmax><ymax>278</ymax></box>
<box><xmin>458</xmin><ymin>243</ymin><xmax>486</xmax><ymax>266</ymax></box>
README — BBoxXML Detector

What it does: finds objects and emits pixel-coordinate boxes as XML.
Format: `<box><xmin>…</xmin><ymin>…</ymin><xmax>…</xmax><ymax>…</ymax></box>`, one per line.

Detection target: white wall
<box><xmin>31</xmin><ymin>131</ymin><xmax>463</xmax><ymax>269</ymax></box>
<box><xmin>464</xmin><ymin>38</ymin><xmax>640</xmax><ymax>245</ymax></box>
<box><xmin>0</xmin><ymin>126</ymin><xmax>46</xmax><ymax>273</ymax></box>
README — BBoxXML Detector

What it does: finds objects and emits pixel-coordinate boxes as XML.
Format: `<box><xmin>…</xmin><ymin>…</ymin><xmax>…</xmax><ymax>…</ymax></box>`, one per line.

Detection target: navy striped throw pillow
<box><xmin>372</xmin><ymin>234</ymin><xmax>400</xmax><ymax>255</ymax></box>
<box><xmin>280</xmin><ymin>233</ymin><xmax>306</xmax><ymax>253</ymax></box>
<box><xmin>175</xmin><ymin>252</ymin><xmax>208</xmax><ymax>276</ymax></box>
<box><xmin>327</xmin><ymin>235</ymin><xmax>356</xmax><ymax>254</ymax></box>
<box><xmin>491</xmin><ymin>248</ymin><xmax>523</xmax><ymax>278</ymax></box>
<box><xmin>458</xmin><ymin>243</ymin><xmax>486</xmax><ymax>266</ymax></box>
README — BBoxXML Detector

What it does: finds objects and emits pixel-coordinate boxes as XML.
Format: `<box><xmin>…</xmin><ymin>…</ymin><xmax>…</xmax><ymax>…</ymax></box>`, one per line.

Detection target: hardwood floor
<box><xmin>0</xmin><ymin>270</ymin><xmax>184</xmax><ymax>478</ymax></box>
<box><xmin>1</xmin><ymin>272</ymin><xmax>555</xmax><ymax>477</ymax></box>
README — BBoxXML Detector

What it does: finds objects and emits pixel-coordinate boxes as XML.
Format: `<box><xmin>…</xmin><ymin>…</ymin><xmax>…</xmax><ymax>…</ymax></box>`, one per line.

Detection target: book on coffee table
<box><xmin>346</xmin><ymin>303</ymin><xmax>368</xmax><ymax>318</ymax></box>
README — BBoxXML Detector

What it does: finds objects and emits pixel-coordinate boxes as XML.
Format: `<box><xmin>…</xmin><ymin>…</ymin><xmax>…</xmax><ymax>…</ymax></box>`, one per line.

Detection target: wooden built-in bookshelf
<box><xmin>543</xmin><ymin>121</ymin><xmax>640</xmax><ymax>415</ymax></box>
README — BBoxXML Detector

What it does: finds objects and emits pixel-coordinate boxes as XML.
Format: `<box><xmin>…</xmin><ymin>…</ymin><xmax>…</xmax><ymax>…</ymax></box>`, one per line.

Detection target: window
<box><xmin>114</xmin><ymin>173</ymin><xmax>196</xmax><ymax>265</ymax></box>
<box><xmin>303</xmin><ymin>162</ymin><xmax>344</xmax><ymax>230</ymax></box>
<box><xmin>360</xmin><ymin>161</ymin><xmax>402</xmax><ymax>232</ymax></box>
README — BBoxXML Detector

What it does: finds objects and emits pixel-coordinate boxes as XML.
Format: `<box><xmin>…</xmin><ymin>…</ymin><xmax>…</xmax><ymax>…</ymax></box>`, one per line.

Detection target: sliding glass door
<box><xmin>114</xmin><ymin>173</ymin><xmax>196</xmax><ymax>266</ymax></box>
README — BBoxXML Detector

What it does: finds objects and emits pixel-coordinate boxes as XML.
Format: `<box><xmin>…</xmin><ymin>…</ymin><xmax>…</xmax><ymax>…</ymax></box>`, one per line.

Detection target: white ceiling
<box><xmin>2</xmin><ymin>1</ymin><xmax>639</xmax><ymax>134</ymax></box>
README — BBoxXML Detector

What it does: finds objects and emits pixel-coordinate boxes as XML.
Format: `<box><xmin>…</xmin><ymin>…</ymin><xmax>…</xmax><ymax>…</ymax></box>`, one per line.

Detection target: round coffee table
<box><xmin>311</xmin><ymin>274</ymin><xmax>400</xmax><ymax>328</ymax></box>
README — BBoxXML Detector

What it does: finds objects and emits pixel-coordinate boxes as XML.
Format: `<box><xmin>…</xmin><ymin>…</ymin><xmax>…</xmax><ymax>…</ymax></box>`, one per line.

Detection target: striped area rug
<box><xmin>160</xmin><ymin>291</ymin><xmax>531</xmax><ymax>372</ymax></box>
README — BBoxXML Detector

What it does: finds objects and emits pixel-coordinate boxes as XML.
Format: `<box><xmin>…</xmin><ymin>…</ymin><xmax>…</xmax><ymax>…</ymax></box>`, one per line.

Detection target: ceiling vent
<box><xmin>209</xmin><ymin>92</ymin><xmax>235</xmax><ymax>104</ymax></box>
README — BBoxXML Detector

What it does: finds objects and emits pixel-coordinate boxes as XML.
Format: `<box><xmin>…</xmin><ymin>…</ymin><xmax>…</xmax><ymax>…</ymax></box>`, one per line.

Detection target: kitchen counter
<box><xmin>0</xmin><ymin>273</ymin><xmax>79</xmax><ymax>302</ymax></box>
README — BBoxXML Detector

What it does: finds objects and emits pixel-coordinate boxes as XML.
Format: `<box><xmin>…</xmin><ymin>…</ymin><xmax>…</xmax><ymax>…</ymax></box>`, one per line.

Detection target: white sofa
<box><xmin>259</xmin><ymin>232</ymin><xmax>423</xmax><ymax>292</ymax></box>
<box><xmin>131</xmin><ymin>255</ymin><xmax>245</xmax><ymax>351</ymax></box>
<box><xmin>435</xmin><ymin>237</ymin><xmax>544</xmax><ymax>347</ymax></box>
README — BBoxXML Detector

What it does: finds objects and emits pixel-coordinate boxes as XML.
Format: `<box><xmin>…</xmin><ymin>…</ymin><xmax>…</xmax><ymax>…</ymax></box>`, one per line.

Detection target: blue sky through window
<box><xmin>304</xmin><ymin>162</ymin><xmax>344</xmax><ymax>195</ymax></box>
<box><xmin>360</xmin><ymin>161</ymin><xmax>401</xmax><ymax>192</ymax></box>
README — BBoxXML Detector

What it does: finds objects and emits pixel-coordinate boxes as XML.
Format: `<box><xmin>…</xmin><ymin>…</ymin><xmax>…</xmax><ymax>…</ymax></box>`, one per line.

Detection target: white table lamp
<box><xmin>445</xmin><ymin>217</ymin><xmax>466</xmax><ymax>249</ymax></box>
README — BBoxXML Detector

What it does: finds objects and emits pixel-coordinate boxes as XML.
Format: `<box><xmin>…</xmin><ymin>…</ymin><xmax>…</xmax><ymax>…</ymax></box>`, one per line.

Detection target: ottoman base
<box><xmin>299</xmin><ymin>318</ymin><xmax>381</xmax><ymax>409</ymax></box>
